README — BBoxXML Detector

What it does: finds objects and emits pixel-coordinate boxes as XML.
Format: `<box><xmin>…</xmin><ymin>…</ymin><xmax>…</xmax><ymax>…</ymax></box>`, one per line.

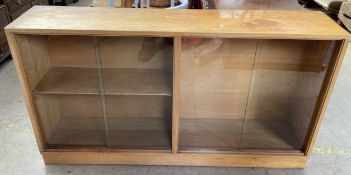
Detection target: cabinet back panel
<box><xmin>180</xmin><ymin>38</ymin><xmax>256</xmax><ymax>120</ymax></box>
<box><xmin>100</xmin><ymin>37</ymin><xmax>173</xmax><ymax>70</ymax></box>
<box><xmin>48</xmin><ymin>36</ymin><xmax>97</xmax><ymax>68</ymax></box>
<box><xmin>106</xmin><ymin>95</ymin><xmax>171</xmax><ymax>118</ymax></box>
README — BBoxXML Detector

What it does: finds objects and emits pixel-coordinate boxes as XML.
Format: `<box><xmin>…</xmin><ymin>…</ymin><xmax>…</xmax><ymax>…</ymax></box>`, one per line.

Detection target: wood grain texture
<box><xmin>5</xmin><ymin>6</ymin><xmax>349</xmax><ymax>40</ymax></box>
<box><xmin>172</xmin><ymin>36</ymin><xmax>181</xmax><ymax>153</ymax></box>
<box><xmin>42</xmin><ymin>151</ymin><xmax>307</xmax><ymax>168</ymax></box>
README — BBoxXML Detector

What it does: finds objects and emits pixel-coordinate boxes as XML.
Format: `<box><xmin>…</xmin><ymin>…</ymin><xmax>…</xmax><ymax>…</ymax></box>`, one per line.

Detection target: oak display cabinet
<box><xmin>5</xmin><ymin>6</ymin><xmax>349</xmax><ymax>168</ymax></box>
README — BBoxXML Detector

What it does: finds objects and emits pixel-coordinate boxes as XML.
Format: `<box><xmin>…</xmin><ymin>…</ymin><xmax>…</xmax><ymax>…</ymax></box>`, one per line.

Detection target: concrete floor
<box><xmin>0</xmin><ymin>43</ymin><xmax>350</xmax><ymax>174</ymax></box>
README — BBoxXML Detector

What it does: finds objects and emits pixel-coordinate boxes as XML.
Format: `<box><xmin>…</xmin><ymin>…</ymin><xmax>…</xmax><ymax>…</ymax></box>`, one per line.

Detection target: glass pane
<box><xmin>179</xmin><ymin>38</ymin><xmax>256</xmax><ymax>151</ymax></box>
<box><xmin>34</xmin><ymin>94</ymin><xmax>105</xmax><ymax>146</ymax></box>
<box><xmin>179</xmin><ymin>38</ymin><xmax>335</xmax><ymax>153</ymax></box>
<box><xmin>16</xmin><ymin>35</ymin><xmax>106</xmax><ymax>147</ymax></box>
<box><xmin>99</xmin><ymin>37</ymin><xmax>173</xmax><ymax>150</ymax></box>
<box><xmin>240</xmin><ymin>40</ymin><xmax>334</xmax><ymax>151</ymax></box>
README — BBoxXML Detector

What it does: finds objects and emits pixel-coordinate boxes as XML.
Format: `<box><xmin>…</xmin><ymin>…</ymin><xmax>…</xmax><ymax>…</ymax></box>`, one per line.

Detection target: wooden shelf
<box><xmin>34</xmin><ymin>67</ymin><xmax>172</xmax><ymax>96</ymax></box>
<box><xmin>6</xmin><ymin>6</ymin><xmax>349</xmax><ymax>40</ymax></box>
<box><xmin>103</xmin><ymin>68</ymin><xmax>172</xmax><ymax>96</ymax></box>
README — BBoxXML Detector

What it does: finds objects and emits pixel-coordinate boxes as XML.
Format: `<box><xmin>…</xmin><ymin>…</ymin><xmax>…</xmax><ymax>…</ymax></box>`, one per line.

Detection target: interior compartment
<box><xmin>106</xmin><ymin>95</ymin><xmax>172</xmax><ymax>149</ymax></box>
<box><xmin>240</xmin><ymin>40</ymin><xmax>334</xmax><ymax>151</ymax></box>
<box><xmin>179</xmin><ymin>38</ymin><xmax>334</xmax><ymax>153</ymax></box>
<box><xmin>100</xmin><ymin>37</ymin><xmax>173</xmax><ymax>150</ymax></box>
<box><xmin>16</xmin><ymin>35</ymin><xmax>105</xmax><ymax>148</ymax></box>
<box><xmin>34</xmin><ymin>94</ymin><xmax>105</xmax><ymax>147</ymax></box>
<box><xmin>15</xmin><ymin>33</ymin><xmax>336</xmax><ymax>153</ymax></box>
<box><xmin>16</xmin><ymin>35</ymin><xmax>174</xmax><ymax>150</ymax></box>
<box><xmin>16</xmin><ymin>35</ymin><xmax>99</xmax><ymax>94</ymax></box>
<box><xmin>179</xmin><ymin>38</ymin><xmax>255</xmax><ymax>151</ymax></box>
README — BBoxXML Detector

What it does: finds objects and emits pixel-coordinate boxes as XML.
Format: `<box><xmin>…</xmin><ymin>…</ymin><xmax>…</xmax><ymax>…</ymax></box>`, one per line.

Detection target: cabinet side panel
<box><xmin>305</xmin><ymin>39</ymin><xmax>349</xmax><ymax>156</ymax></box>
<box><xmin>5</xmin><ymin>32</ymin><xmax>46</xmax><ymax>151</ymax></box>
<box><xmin>286</xmin><ymin>41</ymin><xmax>334</xmax><ymax>150</ymax></box>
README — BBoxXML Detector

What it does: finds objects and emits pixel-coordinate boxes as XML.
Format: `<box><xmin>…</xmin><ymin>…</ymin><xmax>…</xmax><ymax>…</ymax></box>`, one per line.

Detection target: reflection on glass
<box><xmin>100</xmin><ymin>37</ymin><xmax>173</xmax><ymax>150</ymax></box>
<box><xmin>17</xmin><ymin>35</ymin><xmax>106</xmax><ymax>147</ymax></box>
<box><xmin>179</xmin><ymin>38</ymin><xmax>334</xmax><ymax>153</ymax></box>
<box><xmin>240</xmin><ymin>40</ymin><xmax>333</xmax><ymax>151</ymax></box>
<box><xmin>180</xmin><ymin>38</ymin><xmax>256</xmax><ymax>151</ymax></box>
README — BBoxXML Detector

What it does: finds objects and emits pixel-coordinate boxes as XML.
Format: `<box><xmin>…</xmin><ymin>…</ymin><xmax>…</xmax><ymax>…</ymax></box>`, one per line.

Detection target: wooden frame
<box><xmin>5</xmin><ymin>6</ymin><xmax>349</xmax><ymax>168</ymax></box>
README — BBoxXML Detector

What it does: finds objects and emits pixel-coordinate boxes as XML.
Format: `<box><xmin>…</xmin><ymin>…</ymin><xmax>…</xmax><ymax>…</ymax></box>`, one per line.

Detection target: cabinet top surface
<box><xmin>5</xmin><ymin>6</ymin><xmax>349</xmax><ymax>39</ymax></box>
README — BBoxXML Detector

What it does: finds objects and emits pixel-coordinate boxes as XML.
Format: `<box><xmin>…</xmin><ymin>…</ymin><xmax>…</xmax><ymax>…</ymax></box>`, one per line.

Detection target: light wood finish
<box><xmin>42</xmin><ymin>151</ymin><xmax>307</xmax><ymax>168</ymax></box>
<box><xmin>305</xmin><ymin>39</ymin><xmax>350</xmax><ymax>156</ymax></box>
<box><xmin>5</xmin><ymin>32</ymin><xmax>46</xmax><ymax>151</ymax></box>
<box><xmin>5</xmin><ymin>7</ymin><xmax>349</xmax><ymax>168</ymax></box>
<box><xmin>5</xmin><ymin>6</ymin><xmax>349</xmax><ymax>40</ymax></box>
<box><xmin>172</xmin><ymin>36</ymin><xmax>181</xmax><ymax>153</ymax></box>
